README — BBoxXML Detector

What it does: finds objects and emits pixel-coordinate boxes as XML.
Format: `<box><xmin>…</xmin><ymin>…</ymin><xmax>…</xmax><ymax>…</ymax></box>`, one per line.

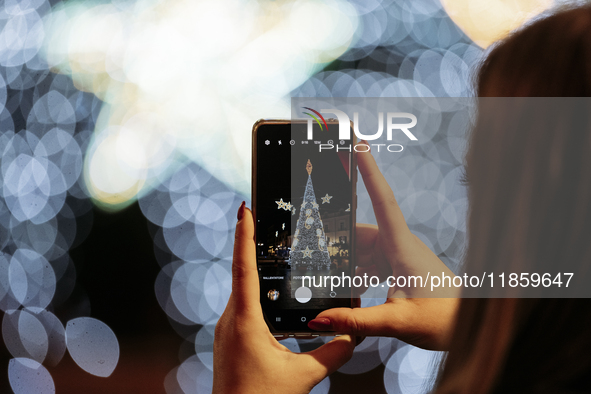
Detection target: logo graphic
<box><xmin>302</xmin><ymin>106</ymin><xmax>419</xmax><ymax>153</ymax></box>
<box><xmin>302</xmin><ymin>107</ymin><xmax>328</xmax><ymax>131</ymax></box>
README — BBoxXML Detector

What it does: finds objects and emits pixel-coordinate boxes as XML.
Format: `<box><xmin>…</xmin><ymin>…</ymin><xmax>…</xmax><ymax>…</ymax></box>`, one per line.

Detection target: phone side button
<box><xmin>273</xmin><ymin>334</ymin><xmax>286</xmax><ymax>339</ymax></box>
<box><xmin>288</xmin><ymin>334</ymin><xmax>296</xmax><ymax>338</ymax></box>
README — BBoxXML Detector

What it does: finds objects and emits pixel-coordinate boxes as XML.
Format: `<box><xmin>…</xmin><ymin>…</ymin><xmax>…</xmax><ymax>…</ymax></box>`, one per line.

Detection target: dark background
<box><xmin>0</xmin><ymin>201</ymin><xmax>387</xmax><ymax>393</ymax></box>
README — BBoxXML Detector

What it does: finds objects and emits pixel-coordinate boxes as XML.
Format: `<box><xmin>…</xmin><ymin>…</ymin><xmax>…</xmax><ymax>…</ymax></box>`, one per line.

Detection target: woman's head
<box><xmin>477</xmin><ymin>5</ymin><xmax>591</xmax><ymax>97</ymax></box>
<box><xmin>437</xmin><ymin>6</ymin><xmax>591</xmax><ymax>394</ymax></box>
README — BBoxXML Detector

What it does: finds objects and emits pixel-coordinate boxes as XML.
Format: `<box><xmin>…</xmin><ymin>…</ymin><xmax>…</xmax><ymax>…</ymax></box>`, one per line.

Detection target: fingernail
<box><xmin>308</xmin><ymin>317</ymin><xmax>331</xmax><ymax>331</ymax></box>
<box><xmin>237</xmin><ymin>201</ymin><xmax>246</xmax><ymax>220</ymax></box>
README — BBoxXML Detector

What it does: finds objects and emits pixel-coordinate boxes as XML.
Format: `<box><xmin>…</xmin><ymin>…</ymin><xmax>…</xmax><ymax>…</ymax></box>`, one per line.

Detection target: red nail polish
<box><xmin>308</xmin><ymin>317</ymin><xmax>331</xmax><ymax>331</ymax></box>
<box><xmin>237</xmin><ymin>201</ymin><xmax>245</xmax><ymax>220</ymax></box>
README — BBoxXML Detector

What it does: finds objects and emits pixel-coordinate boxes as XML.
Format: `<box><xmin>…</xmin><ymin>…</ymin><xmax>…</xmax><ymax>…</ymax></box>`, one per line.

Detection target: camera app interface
<box><xmin>256</xmin><ymin>122</ymin><xmax>353</xmax><ymax>331</ymax></box>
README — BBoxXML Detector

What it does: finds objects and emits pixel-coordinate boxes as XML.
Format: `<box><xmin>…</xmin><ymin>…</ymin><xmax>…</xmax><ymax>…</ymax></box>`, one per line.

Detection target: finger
<box><xmin>231</xmin><ymin>202</ymin><xmax>259</xmax><ymax>310</ymax></box>
<box><xmin>355</xmin><ymin>223</ymin><xmax>378</xmax><ymax>253</ymax></box>
<box><xmin>350</xmin><ymin>266</ymin><xmax>379</xmax><ymax>297</ymax></box>
<box><xmin>294</xmin><ymin>335</ymin><xmax>355</xmax><ymax>380</ymax></box>
<box><xmin>355</xmin><ymin>261</ymin><xmax>392</xmax><ymax>281</ymax></box>
<box><xmin>308</xmin><ymin>304</ymin><xmax>401</xmax><ymax>337</ymax></box>
<box><xmin>351</xmin><ymin>267</ymin><xmax>393</xmax><ymax>298</ymax></box>
<box><xmin>354</xmin><ymin>265</ymin><xmax>389</xmax><ymax>283</ymax></box>
<box><xmin>355</xmin><ymin>224</ymin><xmax>377</xmax><ymax>268</ymax></box>
<box><xmin>357</xmin><ymin>143</ymin><xmax>411</xmax><ymax>242</ymax></box>
<box><xmin>355</xmin><ymin>250</ymin><xmax>375</xmax><ymax>268</ymax></box>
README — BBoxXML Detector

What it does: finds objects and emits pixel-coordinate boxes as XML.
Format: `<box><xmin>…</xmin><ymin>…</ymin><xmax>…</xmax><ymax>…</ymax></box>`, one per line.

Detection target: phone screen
<box><xmin>253</xmin><ymin>121</ymin><xmax>355</xmax><ymax>334</ymax></box>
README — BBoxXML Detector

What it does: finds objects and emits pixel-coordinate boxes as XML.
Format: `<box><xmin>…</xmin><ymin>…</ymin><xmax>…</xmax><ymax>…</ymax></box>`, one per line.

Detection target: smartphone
<box><xmin>252</xmin><ymin>119</ymin><xmax>357</xmax><ymax>337</ymax></box>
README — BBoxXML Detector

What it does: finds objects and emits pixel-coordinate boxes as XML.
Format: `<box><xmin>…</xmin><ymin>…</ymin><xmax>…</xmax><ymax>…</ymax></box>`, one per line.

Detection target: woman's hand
<box><xmin>213</xmin><ymin>202</ymin><xmax>356</xmax><ymax>394</ymax></box>
<box><xmin>307</xmin><ymin>144</ymin><xmax>460</xmax><ymax>351</ymax></box>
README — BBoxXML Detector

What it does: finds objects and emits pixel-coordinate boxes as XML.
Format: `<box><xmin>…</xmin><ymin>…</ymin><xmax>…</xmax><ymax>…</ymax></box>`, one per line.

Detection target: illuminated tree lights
<box><xmin>291</xmin><ymin>160</ymin><xmax>331</xmax><ymax>270</ymax></box>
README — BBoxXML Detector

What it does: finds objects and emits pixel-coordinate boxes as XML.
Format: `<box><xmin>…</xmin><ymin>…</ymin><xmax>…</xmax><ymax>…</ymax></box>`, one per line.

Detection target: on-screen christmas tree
<box><xmin>291</xmin><ymin>159</ymin><xmax>331</xmax><ymax>270</ymax></box>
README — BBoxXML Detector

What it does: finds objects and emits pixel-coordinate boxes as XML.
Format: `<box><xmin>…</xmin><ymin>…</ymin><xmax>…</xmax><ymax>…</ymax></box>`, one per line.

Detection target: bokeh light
<box><xmin>65</xmin><ymin>317</ymin><xmax>120</xmax><ymax>377</ymax></box>
<box><xmin>0</xmin><ymin>0</ymin><xmax>118</xmax><ymax>385</ymax></box>
<box><xmin>441</xmin><ymin>0</ymin><xmax>553</xmax><ymax>48</ymax></box>
<box><xmin>384</xmin><ymin>346</ymin><xmax>441</xmax><ymax>394</ymax></box>
<box><xmin>0</xmin><ymin>0</ymin><xmax>570</xmax><ymax>392</ymax></box>
<box><xmin>42</xmin><ymin>0</ymin><xmax>360</xmax><ymax>208</ymax></box>
<box><xmin>8</xmin><ymin>357</ymin><xmax>55</xmax><ymax>394</ymax></box>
